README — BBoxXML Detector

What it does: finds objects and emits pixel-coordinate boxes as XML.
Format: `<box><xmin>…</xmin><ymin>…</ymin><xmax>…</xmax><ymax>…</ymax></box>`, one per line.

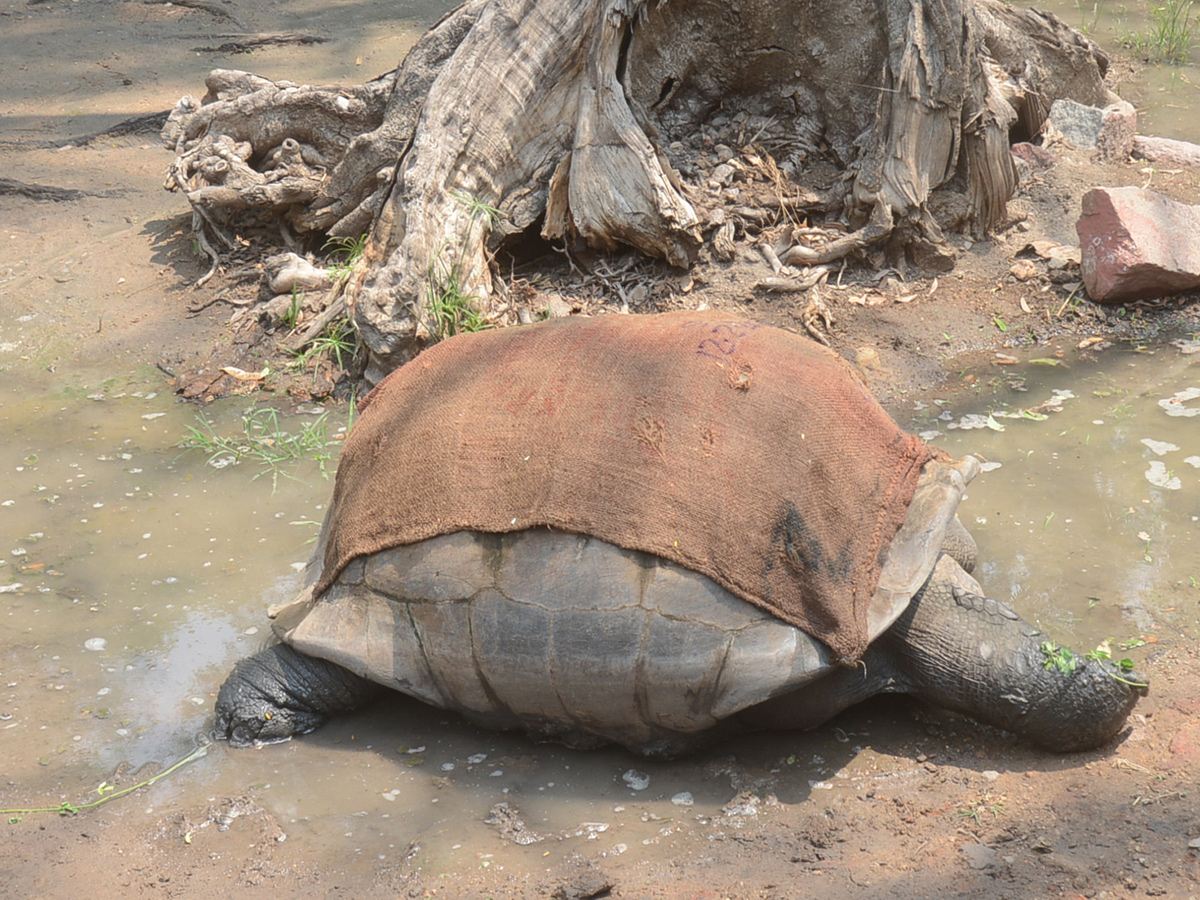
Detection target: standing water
<box><xmin>901</xmin><ymin>340</ymin><xmax>1200</xmax><ymax>657</ymax></box>
<box><xmin>2</xmin><ymin>336</ymin><xmax>1196</xmax><ymax>880</ymax></box>
<box><xmin>1010</xmin><ymin>0</ymin><xmax>1200</xmax><ymax>143</ymax></box>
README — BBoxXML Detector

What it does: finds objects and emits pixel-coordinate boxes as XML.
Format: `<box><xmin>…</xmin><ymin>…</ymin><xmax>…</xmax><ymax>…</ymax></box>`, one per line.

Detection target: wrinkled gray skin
<box><xmin>214</xmin><ymin>642</ymin><xmax>381</xmax><ymax>746</ymax></box>
<box><xmin>216</xmin><ymin>529</ymin><xmax>1147</xmax><ymax>757</ymax></box>
<box><xmin>739</xmin><ymin>554</ymin><xmax>1146</xmax><ymax>752</ymax></box>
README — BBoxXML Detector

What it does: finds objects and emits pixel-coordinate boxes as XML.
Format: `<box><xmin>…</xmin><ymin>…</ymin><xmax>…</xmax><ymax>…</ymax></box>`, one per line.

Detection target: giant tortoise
<box><xmin>216</xmin><ymin>313</ymin><xmax>1147</xmax><ymax>756</ymax></box>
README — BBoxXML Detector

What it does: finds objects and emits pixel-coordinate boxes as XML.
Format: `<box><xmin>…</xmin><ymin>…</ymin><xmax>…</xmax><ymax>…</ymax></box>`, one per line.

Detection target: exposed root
<box><xmin>190</xmin><ymin>210</ymin><xmax>223</xmax><ymax>288</ymax></box>
<box><xmin>781</xmin><ymin>201</ymin><xmax>894</xmax><ymax>268</ymax></box>
<box><xmin>798</xmin><ymin>287</ymin><xmax>835</xmax><ymax>346</ymax></box>
<box><xmin>189</xmin><ymin>32</ymin><xmax>328</xmax><ymax>54</ymax></box>
<box><xmin>755</xmin><ymin>266</ymin><xmax>829</xmax><ymax>293</ymax></box>
<box><xmin>1</xmin><ymin>111</ymin><xmax>171</xmax><ymax>151</ymax></box>
<box><xmin>758</xmin><ymin>241</ymin><xmax>785</xmax><ymax>275</ymax></box>
<box><xmin>161</xmin><ymin>69</ymin><xmax>395</xmax><ymax>234</ymax></box>
<box><xmin>0</xmin><ymin>178</ymin><xmax>86</xmax><ymax>202</ymax></box>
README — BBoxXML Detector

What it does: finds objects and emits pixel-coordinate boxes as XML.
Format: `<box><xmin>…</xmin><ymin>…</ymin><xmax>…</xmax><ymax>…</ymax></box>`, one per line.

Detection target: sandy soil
<box><xmin>3</xmin><ymin>1</ymin><xmax>1200</xmax><ymax>898</ymax></box>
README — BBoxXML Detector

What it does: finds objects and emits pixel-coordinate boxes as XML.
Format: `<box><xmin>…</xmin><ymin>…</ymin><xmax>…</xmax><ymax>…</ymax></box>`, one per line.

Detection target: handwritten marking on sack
<box><xmin>687</xmin><ymin>321</ymin><xmax>763</xmax><ymax>362</ymax></box>
<box><xmin>503</xmin><ymin>374</ymin><xmax>569</xmax><ymax>417</ymax></box>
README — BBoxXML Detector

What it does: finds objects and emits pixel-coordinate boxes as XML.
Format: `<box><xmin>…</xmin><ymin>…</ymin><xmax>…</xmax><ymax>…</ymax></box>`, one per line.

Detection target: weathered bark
<box><xmin>163</xmin><ymin>0</ymin><xmax>1114</xmax><ymax>382</ymax></box>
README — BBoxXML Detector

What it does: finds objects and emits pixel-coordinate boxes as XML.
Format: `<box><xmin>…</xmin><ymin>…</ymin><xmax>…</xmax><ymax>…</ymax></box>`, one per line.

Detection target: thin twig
<box><xmin>191</xmin><ymin>211</ymin><xmax>221</xmax><ymax>288</ymax></box>
<box><xmin>1</xmin><ymin>742</ymin><xmax>209</xmax><ymax>820</ymax></box>
<box><xmin>288</xmin><ymin>288</ymin><xmax>347</xmax><ymax>351</ymax></box>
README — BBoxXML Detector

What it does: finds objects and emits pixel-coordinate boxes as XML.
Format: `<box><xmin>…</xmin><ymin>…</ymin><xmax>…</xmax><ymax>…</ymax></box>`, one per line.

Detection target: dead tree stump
<box><xmin>162</xmin><ymin>0</ymin><xmax>1115</xmax><ymax>381</ymax></box>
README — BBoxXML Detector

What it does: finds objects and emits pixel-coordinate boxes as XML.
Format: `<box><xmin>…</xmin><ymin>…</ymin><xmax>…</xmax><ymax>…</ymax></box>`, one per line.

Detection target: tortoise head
<box><xmin>886</xmin><ymin>556</ymin><xmax>1149</xmax><ymax>752</ymax></box>
<box><xmin>997</xmin><ymin>646</ymin><xmax>1149</xmax><ymax>752</ymax></box>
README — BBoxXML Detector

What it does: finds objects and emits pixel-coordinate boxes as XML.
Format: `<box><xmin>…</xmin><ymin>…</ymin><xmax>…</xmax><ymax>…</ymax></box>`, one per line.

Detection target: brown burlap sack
<box><xmin>317</xmin><ymin>311</ymin><xmax>938</xmax><ymax>662</ymax></box>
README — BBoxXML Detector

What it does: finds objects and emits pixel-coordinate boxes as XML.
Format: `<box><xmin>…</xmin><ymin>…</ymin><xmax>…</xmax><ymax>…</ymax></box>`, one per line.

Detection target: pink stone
<box><xmin>1133</xmin><ymin>134</ymin><xmax>1200</xmax><ymax>168</ymax></box>
<box><xmin>1095</xmin><ymin>102</ymin><xmax>1136</xmax><ymax>163</ymax></box>
<box><xmin>1011</xmin><ymin>142</ymin><xmax>1055</xmax><ymax>169</ymax></box>
<box><xmin>1076</xmin><ymin>186</ymin><xmax>1200</xmax><ymax>303</ymax></box>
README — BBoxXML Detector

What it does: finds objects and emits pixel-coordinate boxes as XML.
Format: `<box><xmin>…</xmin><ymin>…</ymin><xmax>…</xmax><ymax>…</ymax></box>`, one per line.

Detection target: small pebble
<box><xmin>671</xmin><ymin>792</ymin><xmax>694</xmax><ymax>806</ymax></box>
<box><xmin>84</xmin><ymin>637</ymin><xmax>107</xmax><ymax>651</ymax></box>
<box><xmin>622</xmin><ymin>769</ymin><xmax>650</xmax><ymax>791</ymax></box>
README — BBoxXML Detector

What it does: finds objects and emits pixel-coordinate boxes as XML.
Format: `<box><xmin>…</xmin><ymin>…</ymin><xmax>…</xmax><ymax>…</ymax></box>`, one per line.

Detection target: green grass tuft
<box><xmin>427</xmin><ymin>258</ymin><xmax>491</xmax><ymax>341</ymax></box>
<box><xmin>177</xmin><ymin>406</ymin><xmax>338</xmax><ymax>490</ymax></box>
<box><xmin>1120</xmin><ymin>0</ymin><xmax>1197</xmax><ymax>63</ymax></box>
<box><xmin>288</xmin><ymin>316</ymin><xmax>359</xmax><ymax>373</ymax></box>
<box><xmin>323</xmin><ymin>234</ymin><xmax>368</xmax><ymax>282</ymax></box>
<box><xmin>423</xmin><ymin>191</ymin><xmax>505</xmax><ymax>342</ymax></box>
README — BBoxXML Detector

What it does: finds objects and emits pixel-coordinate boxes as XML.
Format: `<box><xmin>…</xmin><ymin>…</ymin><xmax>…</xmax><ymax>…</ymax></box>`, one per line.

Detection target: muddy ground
<box><xmin>2</xmin><ymin>0</ymin><xmax>1200</xmax><ymax>898</ymax></box>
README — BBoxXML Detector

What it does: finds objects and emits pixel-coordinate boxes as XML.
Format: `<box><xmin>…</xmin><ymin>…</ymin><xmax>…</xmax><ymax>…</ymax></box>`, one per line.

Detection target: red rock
<box><xmin>1076</xmin><ymin>186</ymin><xmax>1200</xmax><ymax>303</ymax></box>
<box><xmin>1012</xmin><ymin>142</ymin><xmax>1055</xmax><ymax>169</ymax></box>
<box><xmin>1133</xmin><ymin>134</ymin><xmax>1200</xmax><ymax>168</ymax></box>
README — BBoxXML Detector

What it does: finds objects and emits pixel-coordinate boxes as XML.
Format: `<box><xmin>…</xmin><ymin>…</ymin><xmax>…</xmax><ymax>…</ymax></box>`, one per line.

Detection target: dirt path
<box><xmin>2</xmin><ymin>1</ymin><xmax>1200</xmax><ymax>898</ymax></box>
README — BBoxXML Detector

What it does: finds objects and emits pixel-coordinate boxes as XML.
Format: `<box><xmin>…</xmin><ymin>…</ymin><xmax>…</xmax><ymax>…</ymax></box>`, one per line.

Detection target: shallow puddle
<box><xmin>899</xmin><ymin>338</ymin><xmax>1200</xmax><ymax>657</ymax></box>
<box><xmin>1010</xmin><ymin>0</ymin><xmax>1200</xmax><ymax>143</ymax></box>
<box><xmin>3</xmin><ymin>335</ymin><xmax>1198</xmax><ymax>879</ymax></box>
<box><xmin>0</xmin><ymin>369</ymin><xmax>336</xmax><ymax>791</ymax></box>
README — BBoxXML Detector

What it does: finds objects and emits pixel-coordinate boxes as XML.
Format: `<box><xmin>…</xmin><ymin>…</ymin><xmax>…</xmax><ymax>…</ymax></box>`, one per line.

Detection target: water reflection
<box><xmin>0</xmin><ymin>376</ymin><xmax>332</xmax><ymax>787</ymax></box>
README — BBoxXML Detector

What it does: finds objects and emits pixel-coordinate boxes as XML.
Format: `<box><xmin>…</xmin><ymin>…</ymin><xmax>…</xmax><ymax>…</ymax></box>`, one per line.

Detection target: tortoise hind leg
<box><xmin>215</xmin><ymin>644</ymin><xmax>380</xmax><ymax>746</ymax></box>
